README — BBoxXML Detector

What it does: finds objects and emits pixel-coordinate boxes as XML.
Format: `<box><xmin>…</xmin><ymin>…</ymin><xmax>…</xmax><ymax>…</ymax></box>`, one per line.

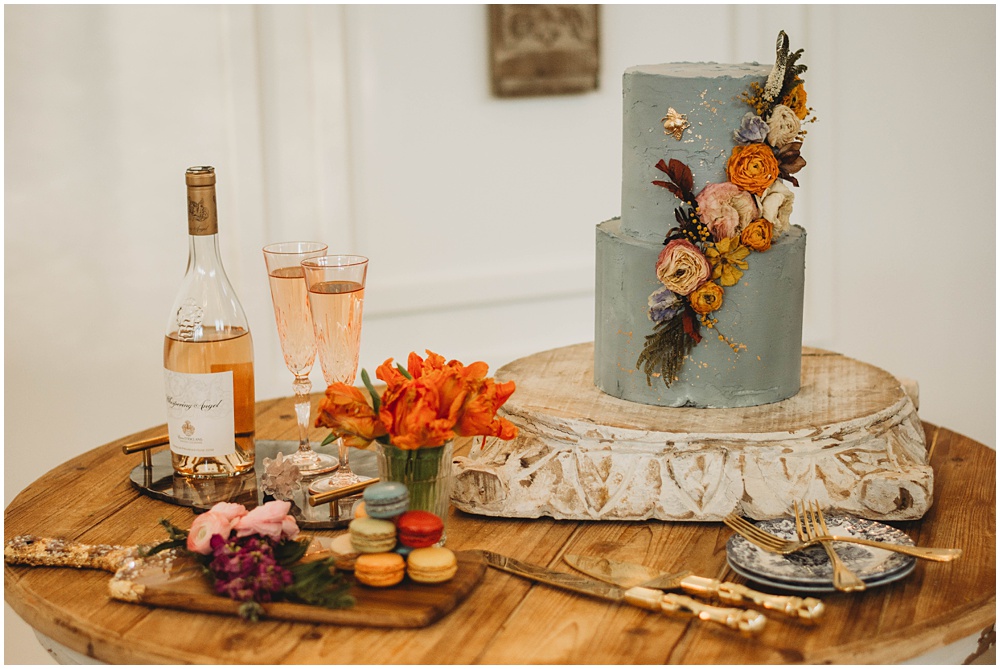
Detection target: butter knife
<box><xmin>564</xmin><ymin>554</ymin><xmax>824</xmax><ymax>622</ymax></box>
<box><xmin>481</xmin><ymin>550</ymin><xmax>765</xmax><ymax>635</ymax></box>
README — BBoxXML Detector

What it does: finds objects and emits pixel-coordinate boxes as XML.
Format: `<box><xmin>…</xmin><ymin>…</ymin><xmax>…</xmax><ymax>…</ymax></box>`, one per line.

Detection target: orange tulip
<box><xmin>375</xmin><ymin>358</ymin><xmax>408</xmax><ymax>390</ymax></box>
<box><xmin>314</xmin><ymin>383</ymin><xmax>387</xmax><ymax>449</ymax></box>
<box><xmin>455</xmin><ymin>378</ymin><xmax>518</xmax><ymax>440</ymax></box>
<box><xmin>379</xmin><ymin>379</ymin><xmax>454</xmax><ymax>450</ymax></box>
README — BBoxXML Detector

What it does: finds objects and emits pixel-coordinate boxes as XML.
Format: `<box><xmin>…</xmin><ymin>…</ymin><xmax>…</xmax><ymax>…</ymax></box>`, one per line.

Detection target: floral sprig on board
<box><xmin>637</xmin><ymin>31</ymin><xmax>814</xmax><ymax>388</ymax></box>
<box><xmin>145</xmin><ymin>500</ymin><xmax>353</xmax><ymax>621</ymax></box>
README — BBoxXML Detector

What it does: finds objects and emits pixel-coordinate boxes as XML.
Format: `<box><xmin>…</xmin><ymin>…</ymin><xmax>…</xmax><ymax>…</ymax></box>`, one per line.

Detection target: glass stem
<box><xmin>293</xmin><ymin>375</ymin><xmax>315</xmax><ymax>458</ymax></box>
<box><xmin>338</xmin><ymin>437</ymin><xmax>351</xmax><ymax>474</ymax></box>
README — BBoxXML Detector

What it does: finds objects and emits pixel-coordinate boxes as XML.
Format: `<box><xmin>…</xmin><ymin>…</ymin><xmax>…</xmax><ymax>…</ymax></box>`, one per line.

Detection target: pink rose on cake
<box><xmin>655</xmin><ymin>239</ymin><xmax>711</xmax><ymax>296</ymax></box>
<box><xmin>695</xmin><ymin>182</ymin><xmax>759</xmax><ymax>241</ymax></box>
<box><xmin>756</xmin><ymin>180</ymin><xmax>795</xmax><ymax>237</ymax></box>
<box><xmin>766</xmin><ymin>105</ymin><xmax>801</xmax><ymax>149</ymax></box>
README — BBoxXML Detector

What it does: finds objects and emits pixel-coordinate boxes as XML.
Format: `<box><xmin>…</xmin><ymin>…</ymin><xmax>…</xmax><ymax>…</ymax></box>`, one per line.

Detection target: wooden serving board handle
<box><xmin>5</xmin><ymin>535</ymin><xmax>139</xmax><ymax>572</ymax></box>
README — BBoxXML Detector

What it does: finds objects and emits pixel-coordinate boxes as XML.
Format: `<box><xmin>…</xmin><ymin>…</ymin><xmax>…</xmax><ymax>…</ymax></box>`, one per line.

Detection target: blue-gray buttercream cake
<box><xmin>595</xmin><ymin>33</ymin><xmax>811</xmax><ymax>408</ymax></box>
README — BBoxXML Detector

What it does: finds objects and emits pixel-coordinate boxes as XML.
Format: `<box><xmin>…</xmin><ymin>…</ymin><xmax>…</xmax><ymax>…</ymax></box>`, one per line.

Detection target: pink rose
<box><xmin>234</xmin><ymin>500</ymin><xmax>297</xmax><ymax>541</ymax></box>
<box><xmin>281</xmin><ymin>515</ymin><xmax>300</xmax><ymax>541</ymax></box>
<box><xmin>187</xmin><ymin>511</ymin><xmax>237</xmax><ymax>555</ymax></box>
<box><xmin>655</xmin><ymin>239</ymin><xmax>711</xmax><ymax>296</ymax></box>
<box><xmin>695</xmin><ymin>182</ymin><xmax>759</xmax><ymax>241</ymax></box>
<box><xmin>207</xmin><ymin>502</ymin><xmax>248</xmax><ymax>524</ymax></box>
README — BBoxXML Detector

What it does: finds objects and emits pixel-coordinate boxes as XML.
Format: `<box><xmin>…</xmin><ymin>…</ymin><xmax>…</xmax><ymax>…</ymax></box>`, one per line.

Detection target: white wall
<box><xmin>4</xmin><ymin>5</ymin><xmax>995</xmax><ymax>664</ymax></box>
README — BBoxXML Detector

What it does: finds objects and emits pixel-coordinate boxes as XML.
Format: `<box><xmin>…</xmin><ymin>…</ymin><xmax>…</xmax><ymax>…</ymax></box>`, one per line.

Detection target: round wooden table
<box><xmin>4</xmin><ymin>395</ymin><xmax>995</xmax><ymax>664</ymax></box>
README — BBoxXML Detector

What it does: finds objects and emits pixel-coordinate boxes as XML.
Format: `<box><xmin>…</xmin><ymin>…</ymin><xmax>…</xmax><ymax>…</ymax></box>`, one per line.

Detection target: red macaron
<box><xmin>396</xmin><ymin>510</ymin><xmax>444</xmax><ymax>548</ymax></box>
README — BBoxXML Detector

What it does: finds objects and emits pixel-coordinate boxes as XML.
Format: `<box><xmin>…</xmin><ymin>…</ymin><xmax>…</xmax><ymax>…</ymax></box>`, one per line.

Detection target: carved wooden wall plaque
<box><xmin>489</xmin><ymin>5</ymin><xmax>600</xmax><ymax>97</ymax></box>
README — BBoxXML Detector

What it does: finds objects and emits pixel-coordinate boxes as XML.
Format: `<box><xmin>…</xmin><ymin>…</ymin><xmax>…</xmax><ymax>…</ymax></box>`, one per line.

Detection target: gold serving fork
<box><xmin>722</xmin><ymin>511</ymin><xmax>962</xmax><ymax>562</ymax></box>
<box><xmin>793</xmin><ymin>500</ymin><xmax>866</xmax><ymax>592</ymax></box>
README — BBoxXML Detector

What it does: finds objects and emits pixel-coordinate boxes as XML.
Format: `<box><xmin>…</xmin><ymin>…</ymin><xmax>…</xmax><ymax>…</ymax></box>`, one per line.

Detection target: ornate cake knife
<box><xmin>564</xmin><ymin>554</ymin><xmax>824</xmax><ymax>622</ymax></box>
<box><xmin>482</xmin><ymin>550</ymin><xmax>766</xmax><ymax>635</ymax></box>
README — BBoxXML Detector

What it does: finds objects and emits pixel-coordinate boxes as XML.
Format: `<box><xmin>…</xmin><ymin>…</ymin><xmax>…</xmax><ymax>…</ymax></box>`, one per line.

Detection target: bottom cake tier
<box><xmin>452</xmin><ymin>343</ymin><xmax>933</xmax><ymax>522</ymax></box>
<box><xmin>595</xmin><ymin>218</ymin><xmax>806</xmax><ymax>408</ymax></box>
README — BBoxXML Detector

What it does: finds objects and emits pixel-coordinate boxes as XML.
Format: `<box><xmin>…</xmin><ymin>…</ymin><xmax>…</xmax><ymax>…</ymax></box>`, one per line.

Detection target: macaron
<box><xmin>329</xmin><ymin>532</ymin><xmax>360</xmax><ymax>571</ymax></box>
<box><xmin>354</xmin><ymin>552</ymin><xmax>406</xmax><ymax>587</ymax></box>
<box><xmin>362</xmin><ymin>481</ymin><xmax>410</xmax><ymax>519</ymax></box>
<box><xmin>396</xmin><ymin>510</ymin><xmax>444</xmax><ymax>548</ymax></box>
<box><xmin>353</xmin><ymin>501</ymin><xmax>369</xmax><ymax>519</ymax></box>
<box><xmin>349</xmin><ymin>517</ymin><xmax>397</xmax><ymax>554</ymax></box>
<box><xmin>406</xmin><ymin>546</ymin><xmax>458</xmax><ymax>584</ymax></box>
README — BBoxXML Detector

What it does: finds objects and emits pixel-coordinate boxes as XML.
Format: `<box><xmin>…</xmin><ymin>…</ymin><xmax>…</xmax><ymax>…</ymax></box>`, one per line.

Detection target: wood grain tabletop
<box><xmin>4</xmin><ymin>395</ymin><xmax>995</xmax><ymax>664</ymax></box>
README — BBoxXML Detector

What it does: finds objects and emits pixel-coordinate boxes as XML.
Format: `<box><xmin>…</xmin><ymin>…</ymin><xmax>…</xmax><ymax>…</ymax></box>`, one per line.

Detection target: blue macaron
<box><xmin>362</xmin><ymin>481</ymin><xmax>410</xmax><ymax>519</ymax></box>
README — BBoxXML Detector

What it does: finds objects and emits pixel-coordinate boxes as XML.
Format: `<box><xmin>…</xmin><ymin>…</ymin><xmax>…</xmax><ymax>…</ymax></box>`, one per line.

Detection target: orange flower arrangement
<box><xmin>726</xmin><ymin>144</ymin><xmax>779</xmax><ymax>196</ymax></box>
<box><xmin>315</xmin><ymin>350</ymin><xmax>517</xmax><ymax>451</ymax></box>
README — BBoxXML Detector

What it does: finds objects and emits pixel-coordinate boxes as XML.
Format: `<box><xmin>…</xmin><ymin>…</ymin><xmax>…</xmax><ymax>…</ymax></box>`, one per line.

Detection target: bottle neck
<box><xmin>186</xmin><ymin>233</ymin><xmax>226</xmax><ymax>279</ymax></box>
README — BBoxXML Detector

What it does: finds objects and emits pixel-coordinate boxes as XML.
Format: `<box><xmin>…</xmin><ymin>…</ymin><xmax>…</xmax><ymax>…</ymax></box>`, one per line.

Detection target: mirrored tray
<box><xmin>128</xmin><ymin>440</ymin><xmax>378</xmax><ymax>530</ymax></box>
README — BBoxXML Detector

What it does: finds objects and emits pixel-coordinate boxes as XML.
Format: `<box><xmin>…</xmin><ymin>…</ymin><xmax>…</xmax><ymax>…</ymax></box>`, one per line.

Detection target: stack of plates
<box><xmin>725</xmin><ymin>515</ymin><xmax>917</xmax><ymax>593</ymax></box>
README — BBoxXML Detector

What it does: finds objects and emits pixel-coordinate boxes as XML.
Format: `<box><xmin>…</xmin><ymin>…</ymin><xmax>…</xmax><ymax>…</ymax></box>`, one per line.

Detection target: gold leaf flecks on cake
<box><xmin>661</xmin><ymin>107</ymin><xmax>690</xmax><ymax>141</ymax></box>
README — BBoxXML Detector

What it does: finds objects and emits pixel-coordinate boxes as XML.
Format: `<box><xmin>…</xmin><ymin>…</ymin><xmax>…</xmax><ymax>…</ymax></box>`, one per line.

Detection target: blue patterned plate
<box><xmin>727</xmin><ymin>556</ymin><xmax>916</xmax><ymax>594</ymax></box>
<box><xmin>725</xmin><ymin>515</ymin><xmax>917</xmax><ymax>586</ymax></box>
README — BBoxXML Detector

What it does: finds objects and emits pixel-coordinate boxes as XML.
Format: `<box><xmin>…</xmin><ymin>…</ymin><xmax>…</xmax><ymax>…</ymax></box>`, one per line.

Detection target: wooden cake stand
<box><xmin>453</xmin><ymin>344</ymin><xmax>932</xmax><ymax>522</ymax></box>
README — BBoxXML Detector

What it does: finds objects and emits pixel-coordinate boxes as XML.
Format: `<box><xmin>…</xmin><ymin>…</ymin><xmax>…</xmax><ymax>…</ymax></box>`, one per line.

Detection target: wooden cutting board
<box><xmin>109</xmin><ymin>549</ymin><xmax>486</xmax><ymax>628</ymax></box>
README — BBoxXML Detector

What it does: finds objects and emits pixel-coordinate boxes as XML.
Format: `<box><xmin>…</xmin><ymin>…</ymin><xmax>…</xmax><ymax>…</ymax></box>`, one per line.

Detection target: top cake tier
<box><xmin>621</xmin><ymin>62</ymin><xmax>771</xmax><ymax>244</ymax></box>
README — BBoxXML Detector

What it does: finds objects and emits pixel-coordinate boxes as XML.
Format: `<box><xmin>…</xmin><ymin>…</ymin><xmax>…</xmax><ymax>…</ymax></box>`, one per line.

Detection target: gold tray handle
<box><xmin>121</xmin><ymin>434</ymin><xmax>170</xmax><ymax>467</ymax></box>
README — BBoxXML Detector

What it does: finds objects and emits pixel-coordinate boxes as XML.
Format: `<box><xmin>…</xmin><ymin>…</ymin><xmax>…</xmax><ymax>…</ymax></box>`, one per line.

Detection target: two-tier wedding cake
<box><xmin>595</xmin><ymin>33</ymin><xmax>812</xmax><ymax>408</ymax></box>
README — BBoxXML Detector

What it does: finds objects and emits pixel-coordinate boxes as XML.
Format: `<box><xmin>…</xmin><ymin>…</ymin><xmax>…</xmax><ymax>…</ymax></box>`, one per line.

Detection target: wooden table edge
<box><xmin>4</xmin><ymin>415</ymin><xmax>996</xmax><ymax>664</ymax></box>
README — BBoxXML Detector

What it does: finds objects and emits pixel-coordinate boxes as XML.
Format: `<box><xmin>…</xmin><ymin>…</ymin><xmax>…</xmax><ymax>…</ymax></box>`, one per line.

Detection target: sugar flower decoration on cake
<box><xmin>740</xmin><ymin>218</ymin><xmax>774</xmax><ymax>252</ymax></box>
<box><xmin>695</xmin><ymin>182</ymin><xmax>759</xmax><ymax>240</ymax></box>
<box><xmin>655</xmin><ymin>239</ymin><xmax>711</xmax><ymax>295</ymax></box>
<box><xmin>734</xmin><ymin>113</ymin><xmax>770</xmax><ymax>144</ymax></box>
<box><xmin>765</xmin><ymin>105</ymin><xmax>802</xmax><ymax>148</ymax></box>
<box><xmin>145</xmin><ymin>500</ymin><xmax>353</xmax><ymax>621</ymax></box>
<box><xmin>637</xmin><ymin>30</ymin><xmax>813</xmax><ymax>388</ymax></box>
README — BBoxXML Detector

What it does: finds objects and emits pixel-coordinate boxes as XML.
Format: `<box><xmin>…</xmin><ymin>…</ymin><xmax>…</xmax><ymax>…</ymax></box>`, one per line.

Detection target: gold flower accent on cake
<box><xmin>705</xmin><ymin>236</ymin><xmax>750</xmax><ymax>287</ymax></box>
<box><xmin>662</xmin><ymin>107</ymin><xmax>690</xmax><ymax>141</ymax></box>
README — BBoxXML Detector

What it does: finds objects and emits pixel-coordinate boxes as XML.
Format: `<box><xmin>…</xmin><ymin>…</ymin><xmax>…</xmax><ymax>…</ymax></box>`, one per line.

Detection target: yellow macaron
<box><xmin>406</xmin><ymin>546</ymin><xmax>458</xmax><ymax>584</ymax></box>
<box><xmin>354</xmin><ymin>552</ymin><xmax>406</xmax><ymax>587</ymax></box>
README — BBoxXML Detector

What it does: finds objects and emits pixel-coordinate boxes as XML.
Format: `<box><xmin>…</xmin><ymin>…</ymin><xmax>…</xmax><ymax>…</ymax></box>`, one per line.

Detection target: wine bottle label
<box><xmin>164</xmin><ymin>369</ymin><xmax>236</xmax><ymax>457</ymax></box>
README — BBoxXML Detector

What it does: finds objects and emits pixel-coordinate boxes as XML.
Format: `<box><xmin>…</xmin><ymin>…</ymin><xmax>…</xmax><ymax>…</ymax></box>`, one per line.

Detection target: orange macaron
<box><xmin>354</xmin><ymin>552</ymin><xmax>406</xmax><ymax>587</ymax></box>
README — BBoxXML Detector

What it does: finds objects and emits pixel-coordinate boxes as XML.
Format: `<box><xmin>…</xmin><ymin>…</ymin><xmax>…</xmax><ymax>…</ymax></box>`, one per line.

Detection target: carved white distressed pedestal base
<box><xmin>452</xmin><ymin>343</ymin><xmax>932</xmax><ymax>522</ymax></box>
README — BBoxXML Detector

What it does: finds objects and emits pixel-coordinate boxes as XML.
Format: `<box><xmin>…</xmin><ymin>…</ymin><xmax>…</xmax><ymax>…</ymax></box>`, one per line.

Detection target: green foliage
<box><xmin>282</xmin><ymin>558</ymin><xmax>356</xmax><ymax>610</ymax></box>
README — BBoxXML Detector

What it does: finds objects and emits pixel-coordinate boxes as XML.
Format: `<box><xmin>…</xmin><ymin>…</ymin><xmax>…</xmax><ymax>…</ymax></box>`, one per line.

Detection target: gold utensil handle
<box><xmin>623</xmin><ymin>586</ymin><xmax>766</xmax><ymax>635</ymax></box>
<box><xmin>308</xmin><ymin>478</ymin><xmax>380</xmax><ymax>506</ymax></box>
<box><xmin>822</xmin><ymin>542</ymin><xmax>866</xmax><ymax>592</ymax></box>
<box><xmin>822</xmin><ymin>536</ymin><xmax>962</xmax><ymax>562</ymax></box>
<box><xmin>5</xmin><ymin>535</ymin><xmax>138</xmax><ymax>573</ymax></box>
<box><xmin>679</xmin><ymin>574</ymin><xmax>824</xmax><ymax>621</ymax></box>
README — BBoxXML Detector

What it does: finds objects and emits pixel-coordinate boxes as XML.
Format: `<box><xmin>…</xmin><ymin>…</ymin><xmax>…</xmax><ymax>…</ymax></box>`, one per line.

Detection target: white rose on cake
<box><xmin>756</xmin><ymin>180</ymin><xmax>795</xmax><ymax>237</ymax></box>
<box><xmin>766</xmin><ymin>105</ymin><xmax>801</xmax><ymax>149</ymax></box>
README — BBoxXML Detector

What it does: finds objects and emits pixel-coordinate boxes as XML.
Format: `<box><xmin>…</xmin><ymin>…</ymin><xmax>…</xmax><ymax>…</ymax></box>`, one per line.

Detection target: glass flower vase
<box><xmin>375</xmin><ymin>440</ymin><xmax>453</xmax><ymax>544</ymax></box>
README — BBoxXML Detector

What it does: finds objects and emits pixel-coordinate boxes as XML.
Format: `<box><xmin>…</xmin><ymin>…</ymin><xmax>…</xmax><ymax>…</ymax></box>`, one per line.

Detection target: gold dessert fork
<box><xmin>722</xmin><ymin>512</ymin><xmax>961</xmax><ymax>562</ymax></box>
<box><xmin>794</xmin><ymin>500</ymin><xmax>866</xmax><ymax>592</ymax></box>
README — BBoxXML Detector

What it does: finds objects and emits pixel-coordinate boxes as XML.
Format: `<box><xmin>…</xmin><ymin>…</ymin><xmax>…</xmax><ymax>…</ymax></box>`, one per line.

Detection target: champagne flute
<box><xmin>262</xmin><ymin>242</ymin><xmax>339</xmax><ymax>474</ymax></box>
<box><xmin>302</xmin><ymin>254</ymin><xmax>371</xmax><ymax>493</ymax></box>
